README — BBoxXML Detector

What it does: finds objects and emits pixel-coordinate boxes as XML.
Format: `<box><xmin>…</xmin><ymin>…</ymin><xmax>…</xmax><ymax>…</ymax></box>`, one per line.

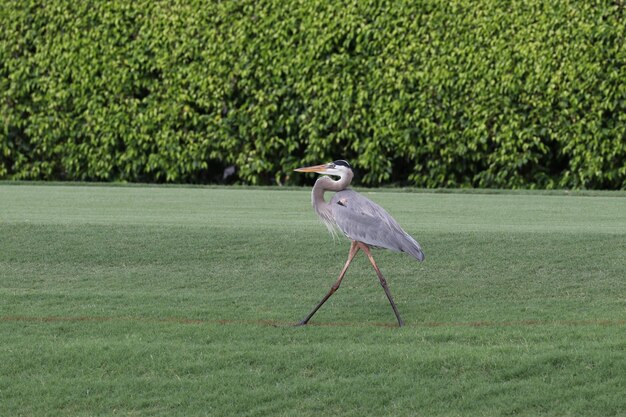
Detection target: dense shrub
<box><xmin>1</xmin><ymin>0</ymin><xmax>625</xmax><ymax>188</ymax></box>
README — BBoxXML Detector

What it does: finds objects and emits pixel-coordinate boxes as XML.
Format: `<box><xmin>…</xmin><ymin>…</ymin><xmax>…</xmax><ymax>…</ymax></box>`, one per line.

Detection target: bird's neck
<box><xmin>311</xmin><ymin>173</ymin><xmax>353</xmax><ymax>213</ymax></box>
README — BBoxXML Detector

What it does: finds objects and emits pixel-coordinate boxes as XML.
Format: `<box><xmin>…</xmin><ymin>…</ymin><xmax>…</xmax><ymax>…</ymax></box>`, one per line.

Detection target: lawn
<box><xmin>1</xmin><ymin>183</ymin><xmax>625</xmax><ymax>416</ymax></box>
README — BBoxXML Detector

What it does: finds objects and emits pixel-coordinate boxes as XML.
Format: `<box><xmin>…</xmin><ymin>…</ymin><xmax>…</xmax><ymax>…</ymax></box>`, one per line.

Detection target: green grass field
<box><xmin>1</xmin><ymin>184</ymin><xmax>625</xmax><ymax>416</ymax></box>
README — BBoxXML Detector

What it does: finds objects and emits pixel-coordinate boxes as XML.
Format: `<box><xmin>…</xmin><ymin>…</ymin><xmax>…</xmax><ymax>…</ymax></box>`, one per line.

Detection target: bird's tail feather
<box><xmin>402</xmin><ymin>234</ymin><xmax>425</xmax><ymax>262</ymax></box>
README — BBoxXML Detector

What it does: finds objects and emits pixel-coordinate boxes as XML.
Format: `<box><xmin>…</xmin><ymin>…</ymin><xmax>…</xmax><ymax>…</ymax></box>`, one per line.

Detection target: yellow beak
<box><xmin>294</xmin><ymin>164</ymin><xmax>329</xmax><ymax>173</ymax></box>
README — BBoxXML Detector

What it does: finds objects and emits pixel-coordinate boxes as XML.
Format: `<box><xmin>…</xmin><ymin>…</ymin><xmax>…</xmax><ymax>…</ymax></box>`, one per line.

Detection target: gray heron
<box><xmin>294</xmin><ymin>160</ymin><xmax>424</xmax><ymax>327</ymax></box>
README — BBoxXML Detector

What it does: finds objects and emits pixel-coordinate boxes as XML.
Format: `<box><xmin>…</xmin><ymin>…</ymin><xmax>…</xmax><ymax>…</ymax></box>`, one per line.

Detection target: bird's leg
<box><xmin>297</xmin><ymin>241</ymin><xmax>360</xmax><ymax>326</ymax></box>
<box><xmin>358</xmin><ymin>243</ymin><xmax>404</xmax><ymax>327</ymax></box>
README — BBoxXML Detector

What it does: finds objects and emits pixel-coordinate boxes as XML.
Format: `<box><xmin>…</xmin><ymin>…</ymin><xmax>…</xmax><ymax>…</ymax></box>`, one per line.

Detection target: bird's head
<box><xmin>294</xmin><ymin>160</ymin><xmax>352</xmax><ymax>178</ymax></box>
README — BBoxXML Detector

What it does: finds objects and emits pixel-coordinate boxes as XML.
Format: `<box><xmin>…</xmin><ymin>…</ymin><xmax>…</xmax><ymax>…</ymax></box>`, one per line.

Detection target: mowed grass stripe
<box><xmin>1</xmin><ymin>184</ymin><xmax>625</xmax><ymax>416</ymax></box>
<box><xmin>2</xmin><ymin>223</ymin><xmax>623</xmax><ymax>323</ymax></box>
<box><xmin>2</xmin><ymin>315</ymin><xmax>625</xmax><ymax>329</ymax></box>
<box><xmin>2</xmin><ymin>185</ymin><xmax>625</xmax><ymax>232</ymax></box>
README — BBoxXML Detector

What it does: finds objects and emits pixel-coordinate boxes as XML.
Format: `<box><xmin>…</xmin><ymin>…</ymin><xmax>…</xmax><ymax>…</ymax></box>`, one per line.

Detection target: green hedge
<box><xmin>1</xmin><ymin>0</ymin><xmax>625</xmax><ymax>188</ymax></box>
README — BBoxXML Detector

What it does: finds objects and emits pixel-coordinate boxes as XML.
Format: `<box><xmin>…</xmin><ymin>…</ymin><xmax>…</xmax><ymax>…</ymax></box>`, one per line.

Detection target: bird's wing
<box><xmin>330</xmin><ymin>190</ymin><xmax>424</xmax><ymax>261</ymax></box>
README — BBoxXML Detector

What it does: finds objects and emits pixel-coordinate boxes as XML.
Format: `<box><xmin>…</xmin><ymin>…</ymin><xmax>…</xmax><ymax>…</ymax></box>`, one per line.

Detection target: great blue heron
<box><xmin>294</xmin><ymin>160</ymin><xmax>424</xmax><ymax>327</ymax></box>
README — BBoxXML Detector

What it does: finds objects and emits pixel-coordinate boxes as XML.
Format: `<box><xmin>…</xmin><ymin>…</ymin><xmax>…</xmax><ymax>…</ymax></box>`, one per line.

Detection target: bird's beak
<box><xmin>294</xmin><ymin>164</ymin><xmax>329</xmax><ymax>173</ymax></box>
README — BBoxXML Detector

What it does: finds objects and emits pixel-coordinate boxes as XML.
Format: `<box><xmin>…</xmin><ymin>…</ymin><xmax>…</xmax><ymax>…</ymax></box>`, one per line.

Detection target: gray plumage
<box><xmin>307</xmin><ymin>162</ymin><xmax>424</xmax><ymax>262</ymax></box>
<box><xmin>330</xmin><ymin>190</ymin><xmax>425</xmax><ymax>261</ymax></box>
